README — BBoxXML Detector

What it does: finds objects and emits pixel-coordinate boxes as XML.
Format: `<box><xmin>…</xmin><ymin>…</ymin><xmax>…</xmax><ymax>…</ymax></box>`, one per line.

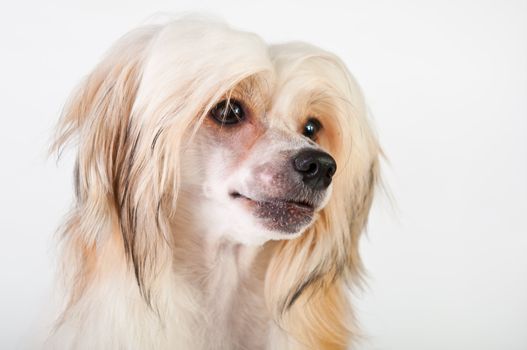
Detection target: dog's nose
<box><xmin>293</xmin><ymin>149</ymin><xmax>337</xmax><ymax>190</ymax></box>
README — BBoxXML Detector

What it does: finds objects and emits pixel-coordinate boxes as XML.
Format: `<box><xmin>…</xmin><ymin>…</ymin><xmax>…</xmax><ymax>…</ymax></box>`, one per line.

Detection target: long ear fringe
<box><xmin>280</xmin><ymin>277</ymin><xmax>361</xmax><ymax>350</ymax></box>
<box><xmin>50</xmin><ymin>26</ymin><xmax>162</xmax><ymax>316</ymax></box>
<box><xmin>264</xmin><ymin>45</ymin><xmax>381</xmax><ymax>347</ymax></box>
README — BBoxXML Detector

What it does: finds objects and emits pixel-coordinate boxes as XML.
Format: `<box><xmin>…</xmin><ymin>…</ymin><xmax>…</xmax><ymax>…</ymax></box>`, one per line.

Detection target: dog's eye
<box><xmin>302</xmin><ymin>118</ymin><xmax>322</xmax><ymax>140</ymax></box>
<box><xmin>210</xmin><ymin>99</ymin><xmax>245</xmax><ymax>125</ymax></box>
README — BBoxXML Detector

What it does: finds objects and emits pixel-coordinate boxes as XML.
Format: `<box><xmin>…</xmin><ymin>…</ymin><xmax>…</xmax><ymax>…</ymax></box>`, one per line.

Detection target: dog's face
<box><xmin>180</xmin><ymin>76</ymin><xmax>339</xmax><ymax>244</ymax></box>
<box><xmin>110</xmin><ymin>22</ymin><xmax>375</xmax><ymax>248</ymax></box>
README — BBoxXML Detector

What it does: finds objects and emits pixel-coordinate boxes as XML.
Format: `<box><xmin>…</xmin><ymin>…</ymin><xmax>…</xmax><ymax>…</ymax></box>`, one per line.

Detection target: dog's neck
<box><xmin>170</xmin><ymin>215</ymin><xmax>274</xmax><ymax>348</ymax></box>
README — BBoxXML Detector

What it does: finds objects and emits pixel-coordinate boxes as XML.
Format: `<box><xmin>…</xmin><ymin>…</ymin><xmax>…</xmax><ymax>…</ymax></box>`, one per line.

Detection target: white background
<box><xmin>1</xmin><ymin>0</ymin><xmax>526</xmax><ymax>349</ymax></box>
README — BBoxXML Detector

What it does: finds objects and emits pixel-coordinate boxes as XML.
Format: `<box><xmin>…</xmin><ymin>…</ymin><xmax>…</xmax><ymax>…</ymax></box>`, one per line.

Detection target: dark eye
<box><xmin>302</xmin><ymin>118</ymin><xmax>322</xmax><ymax>140</ymax></box>
<box><xmin>210</xmin><ymin>99</ymin><xmax>245</xmax><ymax>125</ymax></box>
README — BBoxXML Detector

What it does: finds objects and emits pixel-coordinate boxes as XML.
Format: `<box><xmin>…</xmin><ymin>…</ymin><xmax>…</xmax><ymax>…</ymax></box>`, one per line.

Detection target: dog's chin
<box><xmin>229</xmin><ymin>191</ymin><xmax>315</xmax><ymax>235</ymax></box>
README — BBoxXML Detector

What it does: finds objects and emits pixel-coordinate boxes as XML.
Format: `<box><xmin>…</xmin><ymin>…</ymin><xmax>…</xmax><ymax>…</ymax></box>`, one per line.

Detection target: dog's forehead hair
<box><xmin>227</xmin><ymin>74</ymin><xmax>273</xmax><ymax>117</ymax></box>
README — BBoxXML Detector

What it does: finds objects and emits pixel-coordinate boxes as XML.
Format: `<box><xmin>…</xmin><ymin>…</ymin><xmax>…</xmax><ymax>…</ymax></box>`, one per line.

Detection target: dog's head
<box><xmin>54</xmin><ymin>19</ymin><xmax>380</xmax><ymax>346</ymax></box>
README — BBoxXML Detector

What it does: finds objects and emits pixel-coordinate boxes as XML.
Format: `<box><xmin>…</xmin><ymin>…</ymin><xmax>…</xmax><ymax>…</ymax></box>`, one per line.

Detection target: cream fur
<box><xmin>48</xmin><ymin>18</ymin><xmax>380</xmax><ymax>350</ymax></box>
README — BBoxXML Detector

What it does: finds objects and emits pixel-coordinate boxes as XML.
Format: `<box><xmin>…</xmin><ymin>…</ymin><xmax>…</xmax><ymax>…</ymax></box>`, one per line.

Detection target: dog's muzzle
<box><xmin>229</xmin><ymin>147</ymin><xmax>337</xmax><ymax>234</ymax></box>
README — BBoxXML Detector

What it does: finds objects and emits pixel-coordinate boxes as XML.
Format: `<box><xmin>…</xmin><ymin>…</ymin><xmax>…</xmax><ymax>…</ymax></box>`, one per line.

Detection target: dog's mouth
<box><xmin>229</xmin><ymin>191</ymin><xmax>315</xmax><ymax>233</ymax></box>
<box><xmin>230</xmin><ymin>192</ymin><xmax>314</xmax><ymax>210</ymax></box>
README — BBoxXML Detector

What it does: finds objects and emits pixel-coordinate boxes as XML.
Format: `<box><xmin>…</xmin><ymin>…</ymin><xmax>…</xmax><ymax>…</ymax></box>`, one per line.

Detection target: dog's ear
<box><xmin>52</xmin><ymin>27</ymin><xmax>168</xmax><ymax>304</ymax></box>
<box><xmin>264</xmin><ymin>51</ymin><xmax>381</xmax><ymax>349</ymax></box>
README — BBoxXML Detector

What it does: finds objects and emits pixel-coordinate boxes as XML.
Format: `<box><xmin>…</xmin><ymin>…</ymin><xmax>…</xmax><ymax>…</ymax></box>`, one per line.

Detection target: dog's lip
<box><xmin>230</xmin><ymin>190</ymin><xmax>315</xmax><ymax>233</ymax></box>
<box><xmin>229</xmin><ymin>191</ymin><xmax>315</xmax><ymax>210</ymax></box>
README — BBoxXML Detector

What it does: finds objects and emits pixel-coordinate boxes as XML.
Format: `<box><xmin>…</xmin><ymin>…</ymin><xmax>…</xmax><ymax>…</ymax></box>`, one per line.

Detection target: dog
<box><xmin>48</xmin><ymin>18</ymin><xmax>380</xmax><ymax>350</ymax></box>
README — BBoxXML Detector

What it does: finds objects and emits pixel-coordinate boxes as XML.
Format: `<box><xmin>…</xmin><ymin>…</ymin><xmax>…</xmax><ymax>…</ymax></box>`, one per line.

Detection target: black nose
<box><xmin>293</xmin><ymin>149</ymin><xmax>337</xmax><ymax>190</ymax></box>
